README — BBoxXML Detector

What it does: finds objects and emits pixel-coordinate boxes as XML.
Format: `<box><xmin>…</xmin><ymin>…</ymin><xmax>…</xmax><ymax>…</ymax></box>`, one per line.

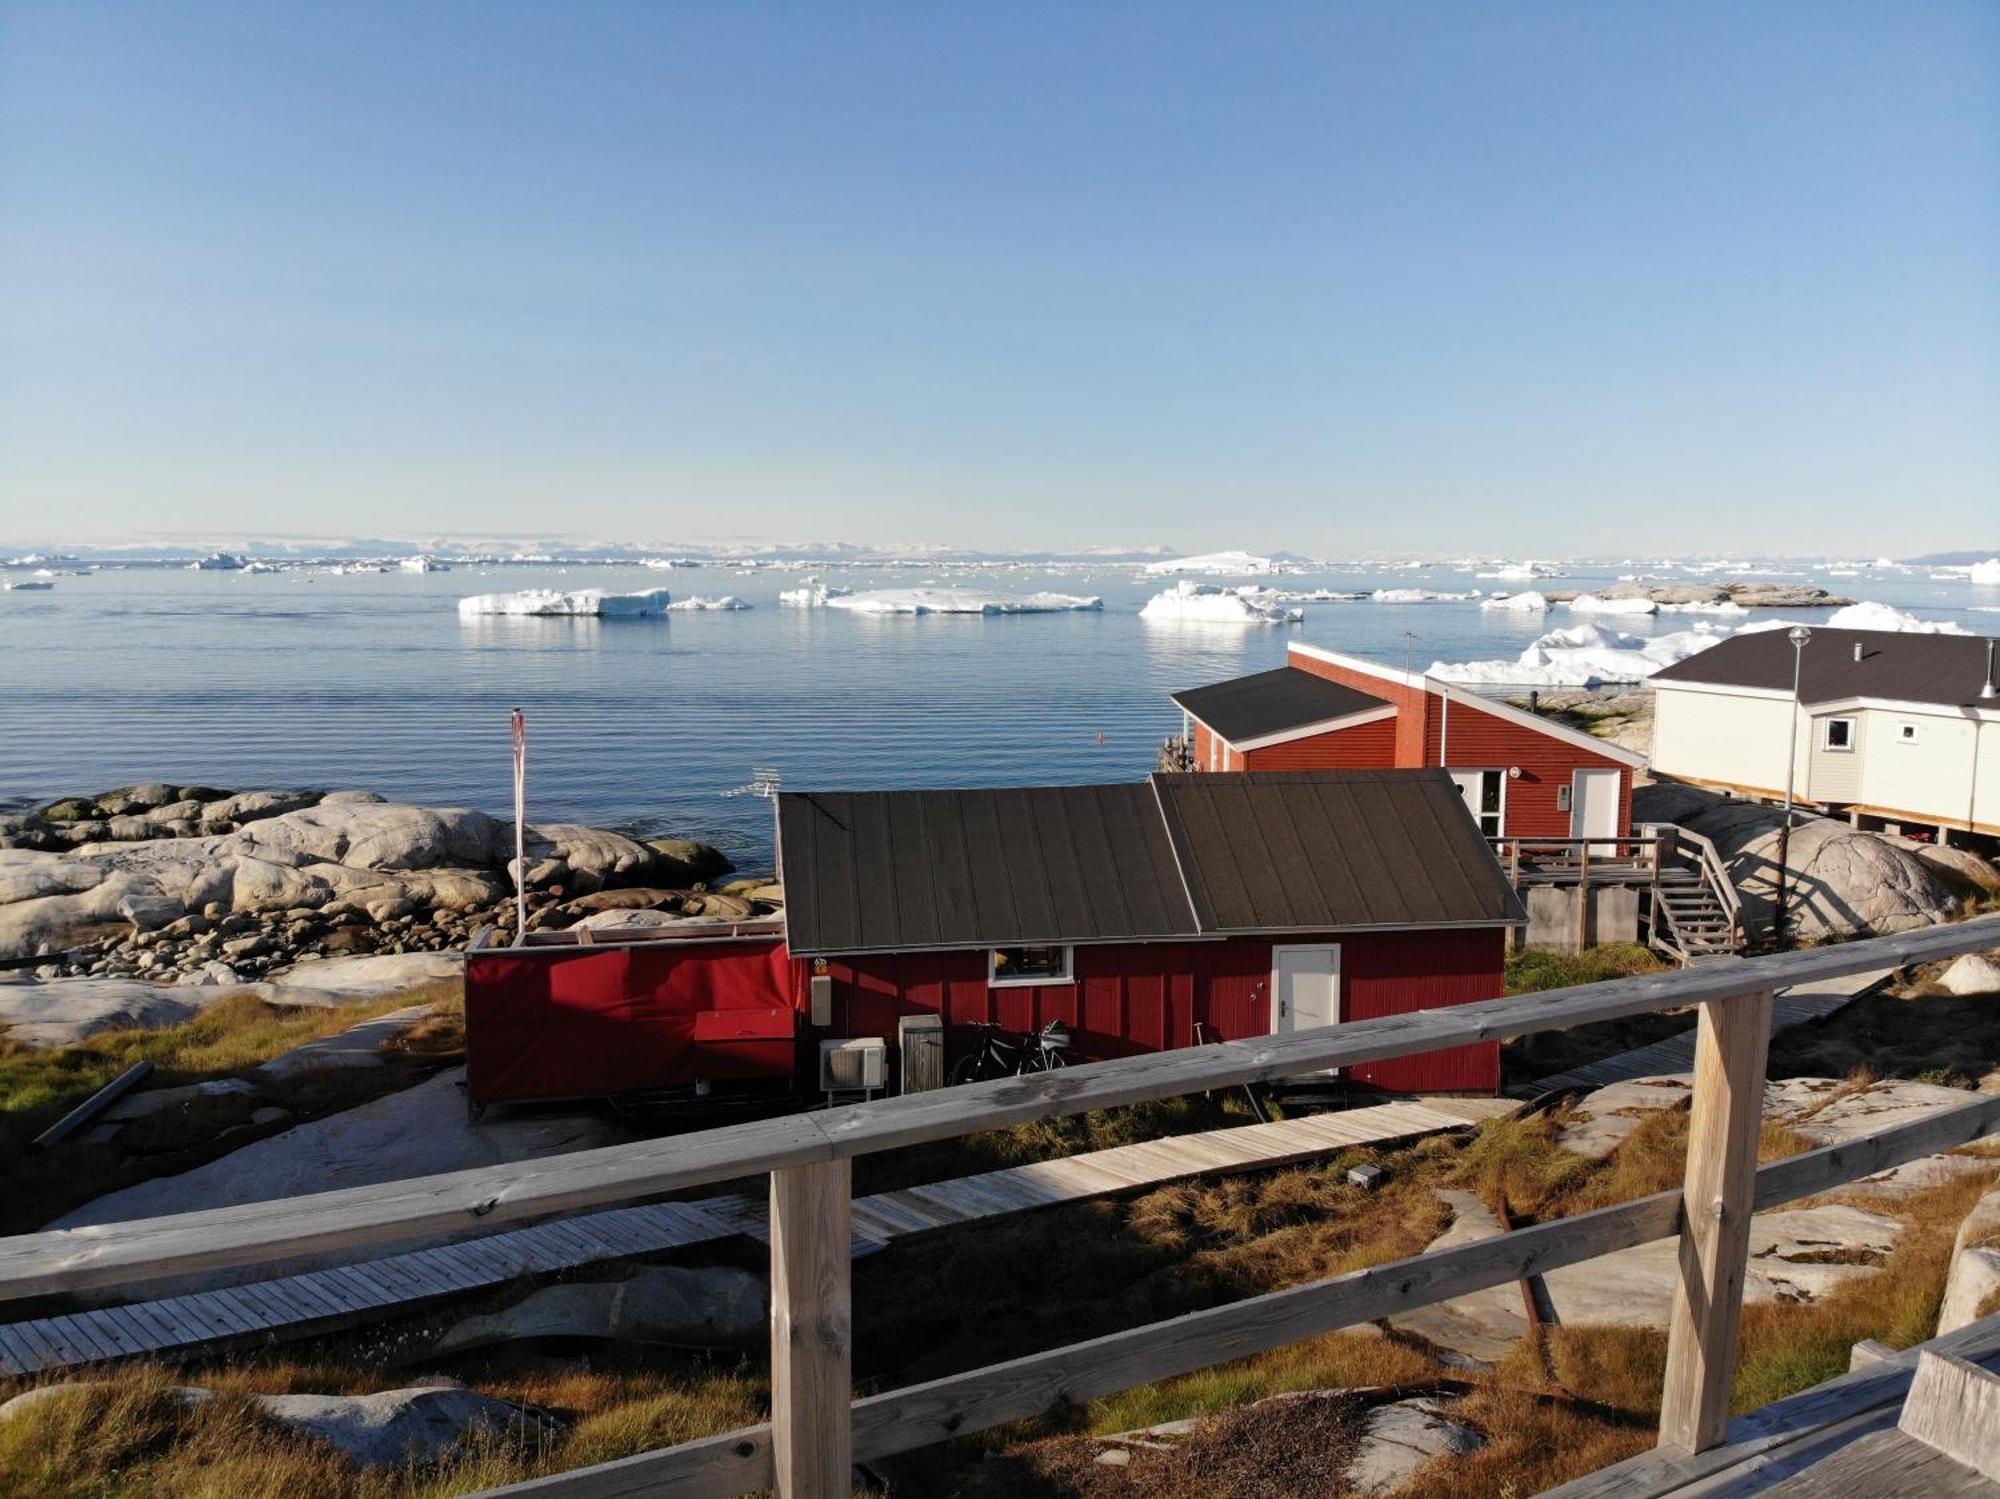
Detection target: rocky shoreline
<box><xmin>1538</xmin><ymin>581</ymin><xmax>1855</xmax><ymax>607</ymax></box>
<box><xmin>0</xmin><ymin>782</ymin><xmax>771</xmax><ymax>987</ymax></box>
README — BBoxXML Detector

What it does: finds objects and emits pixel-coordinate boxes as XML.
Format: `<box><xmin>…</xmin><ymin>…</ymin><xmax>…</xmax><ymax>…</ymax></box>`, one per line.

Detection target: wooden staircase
<box><xmin>1645</xmin><ymin>826</ymin><xmax>1746</xmax><ymax>964</ymax></box>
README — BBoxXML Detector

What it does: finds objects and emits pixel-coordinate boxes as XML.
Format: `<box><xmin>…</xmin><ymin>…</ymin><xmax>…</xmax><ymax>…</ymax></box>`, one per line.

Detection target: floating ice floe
<box><xmin>1657</xmin><ymin>599</ymin><xmax>1749</xmax><ymax>617</ymax></box>
<box><xmin>1140</xmin><ymin>580</ymin><xmax>1302</xmax><ymax>624</ymax></box>
<box><xmin>1142</xmin><ymin>550</ymin><xmax>1276</xmax><ymax>576</ymax></box>
<box><xmin>666</xmin><ymin>595</ymin><xmax>752</xmax><ymax>611</ymax></box>
<box><xmin>456</xmin><ymin>588</ymin><xmax>672</xmax><ymax>618</ymax></box>
<box><xmin>399</xmin><ymin>556</ymin><xmax>450</xmax><ymax>573</ymax></box>
<box><xmin>1370</xmin><ymin>588</ymin><xmax>1480</xmax><ymax>603</ymax></box>
<box><xmin>778</xmin><ymin>582</ymin><xmax>853</xmax><ymax>608</ymax></box>
<box><xmin>1481</xmin><ymin>591</ymin><xmax>1548</xmax><ymax>612</ymax></box>
<box><xmin>1971</xmin><ymin>558</ymin><xmax>2000</xmax><ymax>586</ymax></box>
<box><xmin>826</xmin><ymin>588</ymin><xmax>1103</xmax><ymax>615</ymax></box>
<box><xmin>1427</xmin><ymin>622</ymin><xmax>1730</xmax><ymax>688</ymax></box>
<box><xmin>1475</xmin><ymin>562</ymin><xmax>1561</xmax><ymax>581</ymax></box>
<box><xmin>1565</xmin><ymin>594</ymin><xmax>1658</xmax><ymax>616</ymax></box>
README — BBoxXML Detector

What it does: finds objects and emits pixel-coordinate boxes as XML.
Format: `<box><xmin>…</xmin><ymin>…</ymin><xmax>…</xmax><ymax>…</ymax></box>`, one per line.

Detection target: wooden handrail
<box><xmin>468</xmin><ymin>1089</ymin><xmax>2000</xmax><ymax>1498</ymax></box>
<box><xmin>7</xmin><ymin>915</ymin><xmax>2000</xmax><ymax>1499</ymax></box>
<box><xmin>1</xmin><ymin>916</ymin><xmax>1994</xmax><ymax>1302</ymax></box>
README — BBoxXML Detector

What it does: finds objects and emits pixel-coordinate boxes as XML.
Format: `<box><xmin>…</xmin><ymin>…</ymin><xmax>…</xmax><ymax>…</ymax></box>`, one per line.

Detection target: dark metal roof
<box><xmin>1651</xmin><ymin>627</ymin><xmax>2000</xmax><ymax>709</ymax></box>
<box><xmin>1154</xmin><ymin>770</ymin><xmax>1526</xmax><ymax>932</ymax></box>
<box><xmin>1170</xmin><ymin>666</ymin><xmax>1391</xmax><ymax>744</ymax></box>
<box><xmin>778</xmin><ymin>769</ymin><xmax>1523</xmax><ymax>956</ymax></box>
<box><xmin>777</xmin><ymin>784</ymin><xmax>1199</xmax><ymax>956</ymax></box>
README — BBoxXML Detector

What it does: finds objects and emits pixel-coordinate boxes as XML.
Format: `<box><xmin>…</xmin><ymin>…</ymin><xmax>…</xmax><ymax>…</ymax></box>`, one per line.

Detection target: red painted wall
<box><xmin>1240</xmin><ymin>715</ymin><xmax>1397</xmax><ymax>770</ymax></box>
<box><xmin>799</xmin><ymin>927</ymin><xmax>1503</xmax><ymax>1094</ymax></box>
<box><xmin>1278</xmin><ymin>648</ymin><xmax>1632</xmax><ymax>838</ymax></box>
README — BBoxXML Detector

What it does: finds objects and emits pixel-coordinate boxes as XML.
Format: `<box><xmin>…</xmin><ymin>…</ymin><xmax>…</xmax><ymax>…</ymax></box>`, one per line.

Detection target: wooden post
<box><xmin>1507</xmin><ymin>841</ymin><xmax>1522</xmax><ymax>953</ymax></box>
<box><xmin>771</xmin><ymin>1159</ymin><xmax>852</xmax><ymax>1497</ymax></box>
<box><xmin>1574</xmin><ymin>840</ymin><xmax>1591</xmax><ymax>953</ymax></box>
<box><xmin>1658</xmin><ymin>986</ymin><xmax>1775</xmax><ymax>1453</ymax></box>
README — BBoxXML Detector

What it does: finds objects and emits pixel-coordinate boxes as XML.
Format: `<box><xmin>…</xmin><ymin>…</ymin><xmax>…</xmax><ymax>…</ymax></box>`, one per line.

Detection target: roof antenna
<box><xmin>1402</xmin><ymin>630</ymin><xmax>1418</xmax><ymax>679</ymax></box>
<box><xmin>1983</xmin><ymin>639</ymin><xmax>1997</xmax><ymax>700</ymax></box>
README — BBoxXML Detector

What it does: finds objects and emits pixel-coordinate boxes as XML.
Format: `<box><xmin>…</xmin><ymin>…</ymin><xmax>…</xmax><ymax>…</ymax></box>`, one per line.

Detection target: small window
<box><xmin>989</xmin><ymin>945</ymin><xmax>1073</xmax><ymax>987</ymax></box>
<box><xmin>1450</xmin><ymin>769</ymin><xmax>1505</xmax><ymax>837</ymax></box>
<box><xmin>1896</xmin><ymin>722</ymin><xmax>1919</xmax><ymax>745</ymax></box>
<box><xmin>1823</xmin><ymin>717</ymin><xmax>1856</xmax><ymax>752</ymax></box>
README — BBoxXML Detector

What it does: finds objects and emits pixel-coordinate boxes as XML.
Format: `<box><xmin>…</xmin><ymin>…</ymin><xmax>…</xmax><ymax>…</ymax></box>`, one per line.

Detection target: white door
<box><xmin>1571</xmin><ymin>768</ymin><xmax>1621</xmax><ymax>853</ymax></box>
<box><xmin>1271</xmin><ymin>944</ymin><xmax>1340</xmax><ymax>1035</ymax></box>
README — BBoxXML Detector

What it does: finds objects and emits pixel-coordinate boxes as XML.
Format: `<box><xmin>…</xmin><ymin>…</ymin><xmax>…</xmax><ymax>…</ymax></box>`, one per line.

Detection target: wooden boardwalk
<box><xmin>0</xmin><ymin>1098</ymin><xmax>1478</xmax><ymax>1378</ymax></box>
<box><xmin>1509</xmin><ymin>968</ymin><xmax>1895</xmax><ymax>1102</ymax></box>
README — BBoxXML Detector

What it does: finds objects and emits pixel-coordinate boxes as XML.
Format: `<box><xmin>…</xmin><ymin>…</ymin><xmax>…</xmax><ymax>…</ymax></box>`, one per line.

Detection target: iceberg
<box><xmin>666</xmin><ymin>595</ymin><xmax>752</xmax><ymax>611</ymax></box>
<box><xmin>825</xmin><ymin>588</ymin><xmax>1103</xmax><ymax>615</ymax></box>
<box><xmin>1371</xmin><ymin>588</ymin><xmax>1480</xmax><ymax>603</ymax></box>
<box><xmin>1481</xmin><ymin>591</ymin><xmax>1548</xmax><ymax>612</ymax></box>
<box><xmin>1657</xmin><ymin>599</ymin><xmax>1748</xmax><ymax>617</ymax></box>
<box><xmin>1824</xmin><ymin>600</ymin><xmax>1970</xmax><ymax>635</ymax></box>
<box><xmin>456</xmin><ymin>588</ymin><xmax>672</xmax><ymax>618</ymax></box>
<box><xmin>1566</xmin><ymin>594</ymin><xmax>1658</xmax><ymax>616</ymax></box>
<box><xmin>399</xmin><ymin>556</ymin><xmax>450</xmax><ymax>572</ymax></box>
<box><xmin>778</xmin><ymin>582</ymin><xmax>853</xmax><ymax>608</ymax></box>
<box><xmin>1140</xmin><ymin>580</ymin><xmax>1302</xmax><ymax>624</ymax></box>
<box><xmin>1475</xmin><ymin>562</ymin><xmax>1561</xmax><ymax>581</ymax></box>
<box><xmin>1428</xmin><ymin>621</ymin><xmax>1728</xmax><ymax>688</ymax></box>
<box><xmin>1970</xmin><ymin>558</ymin><xmax>2000</xmax><ymax>586</ymax></box>
<box><xmin>1142</xmin><ymin>550</ymin><xmax>1276</xmax><ymax>576</ymax></box>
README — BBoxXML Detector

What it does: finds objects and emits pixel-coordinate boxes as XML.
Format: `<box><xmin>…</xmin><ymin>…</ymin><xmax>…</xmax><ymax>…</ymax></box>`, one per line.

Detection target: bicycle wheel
<box><xmin>950</xmin><ymin>1053</ymin><xmax>985</xmax><ymax>1087</ymax></box>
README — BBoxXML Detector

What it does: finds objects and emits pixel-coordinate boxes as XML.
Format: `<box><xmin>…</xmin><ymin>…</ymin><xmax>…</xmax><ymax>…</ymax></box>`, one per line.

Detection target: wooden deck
<box><xmin>0</xmin><ymin>1098</ymin><xmax>1479</xmax><ymax>1378</ymax></box>
<box><xmin>1544</xmin><ymin>1310</ymin><xmax>2000</xmax><ymax>1498</ymax></box>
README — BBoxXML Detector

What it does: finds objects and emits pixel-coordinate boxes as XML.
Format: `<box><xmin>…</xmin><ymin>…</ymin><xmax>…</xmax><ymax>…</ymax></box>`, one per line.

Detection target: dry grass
<box><xmin>1766</xmin><ymin>981</ymin><xmax>2000</xmax><ymax>1088</ymax></box>
<box><xmin>0</xmin><ymin>979</ymin><xmax>463</xmax><ymax>1232</ymax></box>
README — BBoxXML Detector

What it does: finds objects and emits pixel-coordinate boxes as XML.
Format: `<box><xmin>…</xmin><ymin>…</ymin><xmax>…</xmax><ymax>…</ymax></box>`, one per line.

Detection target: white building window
<box><xmin>1448</xmin><ymin>768</ymin><xmax>1506</xmax><ymax>837</ymax></box>
<box><xmin>989</xmin><ymin>945</ymin><xmax>1074</xmax><ymax>987</ymax></box>
<box><xmin>1823</xmin><ymin>717</ymin><xmax>1856</xmax><ymax>752</ymax></box>
<box><xmin>1896</xmin><ymin>722</ymin><xmax>1919</xmax><ymax>745</ymax></box>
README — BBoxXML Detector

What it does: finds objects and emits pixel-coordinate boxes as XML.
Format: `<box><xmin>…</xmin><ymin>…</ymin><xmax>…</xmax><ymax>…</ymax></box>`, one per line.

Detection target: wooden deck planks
<box><xmin>0</xmin><ymin>1095</ymin><xmax>1482</xmax><ymax>1379</ymax></box>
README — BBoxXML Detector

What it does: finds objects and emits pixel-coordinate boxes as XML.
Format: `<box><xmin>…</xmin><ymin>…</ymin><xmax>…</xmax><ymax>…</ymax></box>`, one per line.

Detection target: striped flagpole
<box><xmin>511</xmin><ymin>707</ymin><xmax>528</xmax><ymax>944</ymax></box>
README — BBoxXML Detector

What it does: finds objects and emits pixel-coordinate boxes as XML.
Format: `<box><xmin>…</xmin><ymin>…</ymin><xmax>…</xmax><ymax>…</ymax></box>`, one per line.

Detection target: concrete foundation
<box><xmin>1524</xmin><ymin>884</ymin><xmax>1641</xmax><ymax>953</ymax></box>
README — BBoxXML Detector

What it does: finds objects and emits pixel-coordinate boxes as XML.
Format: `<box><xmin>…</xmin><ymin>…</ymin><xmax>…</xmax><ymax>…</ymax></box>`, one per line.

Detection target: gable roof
<box><xmin>1171</xmin><ymin>666</ymin><xmax>1391</xmax><ymax>745</ymax></box>
<box><xmin>778</xmin><ymin>769</ymin><xmax>1524</xmax><ymax>955</ymax></box>
<box><xmin>1650</xmin><ymin>627</ymin><xmax>2000</xmax><ymax>710</ymax></box>
<box><xmin>1154</xmin><ymin>770</ymin><xmax>1527</xmax><ymax>932</ymax></box>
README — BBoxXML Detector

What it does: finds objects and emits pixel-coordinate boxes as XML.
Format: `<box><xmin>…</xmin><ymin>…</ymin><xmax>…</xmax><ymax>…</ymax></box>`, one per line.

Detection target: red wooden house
<box><xmin>776</xmin><ymin>768</ymin><xmax>1524</xmax><ymax>1095</ymax></box>
<box><xmin>466</xmin><ymin>768</ymin><xmax>1527</xmax><ymax>1105</ymax></box>
<box><xmin>1170</xmin><ymin>641</ymin><xmax>1645</xmax><ymax>842</ymax></box>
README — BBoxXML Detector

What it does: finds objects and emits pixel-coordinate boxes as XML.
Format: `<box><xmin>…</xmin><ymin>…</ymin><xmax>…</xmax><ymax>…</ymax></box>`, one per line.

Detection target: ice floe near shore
<box><xmin>778</xmin><ymin>582</ymin><xmax>852</xmax><ymax>607</ymax></box>
<box><xmin>456</xmin><ymin>588</ymin><xmax>672</xmax><ymax>618</ymax></box>
<box><xmin>1429</xmin><ymin>622</ymin><xmax>1731</xmax><ymax>688</ymax></box>
<box><xmin>1822</xmin><ymin>600</ymin><xmax>1969</xmax><ymax>635</ymax></box>
<box><xmin>1971</xmin><ymin>558</ymin><xmax>2000</xmax><ymax>585</ymax></box>
<box><xmin>666</xmin><ymin>596</ymin><xmax>751</xmax><ymax>611</ymax></box>
<box><xmin>1140</xmin><ymin>580</ymin><xmax>1302</xmax><ymax>624</ymax></box>
<box><xmin>1566</xmin><ymin>593</ymin><xmax>1660</xmax><ymax>616</ymax></box>
<box><xmin>822</xmin><ymin>588</ymin><xmax>1103</xmax><ymax>615</ymax></box>
<box><xmin>1481</xmin><ymin>591</ymin><xmax>1549</xmax><ymax>612</ymax></box>
<box><xmin>1142</xmin><ymin>550</ymin><xmax>1275</xmax><ymax>576</ymax></box>
<box><xmin>1475</xmin><ymin>562</ymin><xmax>1563</xmax><ymax>581</ymax></box>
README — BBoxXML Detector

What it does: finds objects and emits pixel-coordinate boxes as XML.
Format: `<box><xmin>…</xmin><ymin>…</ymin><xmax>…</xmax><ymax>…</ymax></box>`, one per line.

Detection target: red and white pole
<box><xmin>511</xmin><ymin>707</ymin><xmax>528</xmax><ymax>945</ymax></box>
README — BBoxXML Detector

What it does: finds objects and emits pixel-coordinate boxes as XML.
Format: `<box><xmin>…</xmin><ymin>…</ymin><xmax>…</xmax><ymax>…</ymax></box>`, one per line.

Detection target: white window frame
<box><xmin>988</xmin><ymin>944</ymin><xmax>1075</xmax><ymax>988</ymax></box>
<box><xmin>1448</xmin><ymin>767</ymin><xmax>1507</xmax><ymax>838</ymax></box>
<box><xmin>1823</xmin><ymin>716</ymin><xmax>1857</xmax><ymax>753</ymax></box>
<box><xmin>1895</xmin><ymin>721</ymin><xmax>1920</xmax><ymax>745</ymax></box>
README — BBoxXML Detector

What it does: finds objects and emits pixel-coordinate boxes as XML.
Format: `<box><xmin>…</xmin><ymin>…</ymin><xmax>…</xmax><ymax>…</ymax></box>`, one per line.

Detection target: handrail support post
<box><xmin>771</xmin><ymin>1158</ymin><xmax>853</xmax><ymax>1497</ymax></box>
<box><xmin>1658</xmin><ymin>986</ymin><xmax>1776</xmax><ymax>1453</ymax></box>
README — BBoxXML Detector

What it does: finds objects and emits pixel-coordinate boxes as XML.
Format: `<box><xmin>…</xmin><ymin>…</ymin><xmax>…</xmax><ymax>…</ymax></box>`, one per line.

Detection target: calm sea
<box><xmin>3</xmin><ymin>562</ymin><xmax>1991</xmax><ymax>869</ymax></box>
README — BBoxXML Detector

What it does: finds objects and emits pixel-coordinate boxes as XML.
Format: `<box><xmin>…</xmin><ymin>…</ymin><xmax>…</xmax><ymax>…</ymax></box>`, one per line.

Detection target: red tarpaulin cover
<box><xmin>465</xmin><ymin>938</ymin><xmax>797</xmax><ymax>1104</ymax></box>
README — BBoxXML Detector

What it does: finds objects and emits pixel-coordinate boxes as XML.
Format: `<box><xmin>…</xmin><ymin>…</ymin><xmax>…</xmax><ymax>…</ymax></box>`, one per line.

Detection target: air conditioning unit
<box><xmin>818</xmin><ymin>1037</ymin><xmax>887</xmax><ymax>1096</ymax></box>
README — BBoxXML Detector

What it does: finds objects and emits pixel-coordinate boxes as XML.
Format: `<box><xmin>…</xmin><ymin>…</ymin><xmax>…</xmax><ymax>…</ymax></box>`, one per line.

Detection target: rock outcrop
<box><xmin>0</xmin><ymin>784</ymin><xmax>752</xmax><ymax>991</ymax></box>
<box><xmin>1938</xmin><ymin>1187</ymin><xmax>2000</xmax><ymax>1335</ymax></box>
<box><xmin>1632</xmin><ymin>783</ymin><xmax>1975</xmax><ymax>939</ymax></box>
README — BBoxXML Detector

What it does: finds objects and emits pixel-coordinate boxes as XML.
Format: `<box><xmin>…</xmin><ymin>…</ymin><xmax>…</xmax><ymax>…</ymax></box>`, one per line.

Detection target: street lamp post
<box><xmin>1774</xmin><ymin>625</ymin><xmax>1813</xmax><ymax>948</ymax></box>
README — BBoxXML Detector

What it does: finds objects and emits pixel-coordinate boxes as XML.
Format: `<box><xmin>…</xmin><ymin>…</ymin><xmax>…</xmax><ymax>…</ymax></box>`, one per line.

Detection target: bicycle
<box><xmin>950</xmin><ymin>1019</ymin><xmax>1071</xmax><ymax>1084</ymax></box>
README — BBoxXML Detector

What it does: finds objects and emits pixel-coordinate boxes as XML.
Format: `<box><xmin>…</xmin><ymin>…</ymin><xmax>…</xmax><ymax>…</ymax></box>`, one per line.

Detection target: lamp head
<box><xmin>1788</xmin><ymin>625</ymin><xmax>1813</xmax><ymax>648</ymax></box>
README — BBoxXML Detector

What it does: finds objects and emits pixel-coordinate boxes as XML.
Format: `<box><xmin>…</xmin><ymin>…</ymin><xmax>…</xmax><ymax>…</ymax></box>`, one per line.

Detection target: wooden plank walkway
<box><xmin>0</xmin><ymin>1097</ymin><xmax>1480</xmax><ymax>1378</ymax></box>
<box><xmin>1510</xmin><ymin>968</ymin><xmax>1896</xmax><ymax>1102</ymax></box>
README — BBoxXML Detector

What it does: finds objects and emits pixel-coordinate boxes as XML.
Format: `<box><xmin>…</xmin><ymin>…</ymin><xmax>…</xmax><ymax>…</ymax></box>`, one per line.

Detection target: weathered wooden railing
<box><xmin>3</xmin><ymin>917</ymin><xmax>2000</xmax><ymax>1498</ymax></box>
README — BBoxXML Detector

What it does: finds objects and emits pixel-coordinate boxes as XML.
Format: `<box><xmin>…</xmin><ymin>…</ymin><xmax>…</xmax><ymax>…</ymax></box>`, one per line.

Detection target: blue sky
<box><xmin>2</xmin><ymin>2</ymin><xmax>1994</xmax><ymax>554</ymax></box>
